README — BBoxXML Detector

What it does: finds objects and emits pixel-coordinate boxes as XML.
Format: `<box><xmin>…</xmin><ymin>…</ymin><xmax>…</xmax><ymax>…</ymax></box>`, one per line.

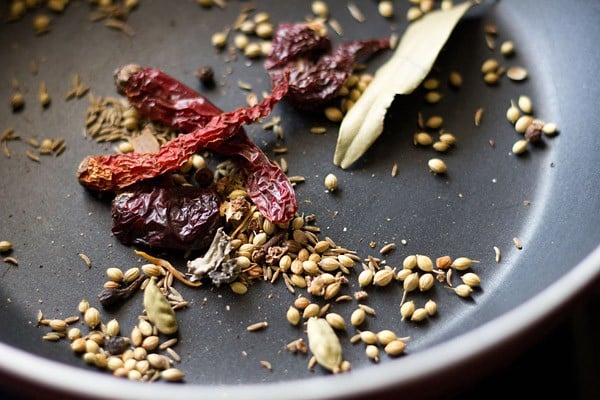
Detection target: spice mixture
<box><xmin>1</xmin><ymin>0</ymin><xmax>560</xmax><ymax>386</ymax></box>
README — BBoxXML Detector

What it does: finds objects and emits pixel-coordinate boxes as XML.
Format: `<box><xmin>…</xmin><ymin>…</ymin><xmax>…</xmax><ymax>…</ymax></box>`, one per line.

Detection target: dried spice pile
<box><xmin>5</xmin><ymin>0</ymin><xmax>560</xmax><ymax>385</ymax></box>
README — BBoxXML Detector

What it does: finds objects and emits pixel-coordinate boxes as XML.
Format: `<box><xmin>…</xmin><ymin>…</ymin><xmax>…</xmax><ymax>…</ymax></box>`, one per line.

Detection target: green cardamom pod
<box><xmin>143</xmin><ymin>278</ymin><xmax>178</xmax><ymax>335</ymax></box>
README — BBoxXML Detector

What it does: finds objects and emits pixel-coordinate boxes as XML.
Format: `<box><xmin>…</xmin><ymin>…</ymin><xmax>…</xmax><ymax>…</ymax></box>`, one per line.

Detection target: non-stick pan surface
<box><xmin>0</xmin><ymin>1</ymin><xmax>599</xmax><ymax>399</ymax></box>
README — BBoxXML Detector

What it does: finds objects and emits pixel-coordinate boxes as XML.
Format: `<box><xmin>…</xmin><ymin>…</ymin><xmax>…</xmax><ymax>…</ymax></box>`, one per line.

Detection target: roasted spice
<box><xmin>196</xmin><ymin>66</ymin><xmax>215</xmax><ymax>87</ymax></box>
<box><xmin>143</xmin><ymin>278</ymin><xmax>178</xmax><ymax>335</ymax></box>
<box><xmin>0</xmin><ymin>241</ymin><xmax>13</xmax><ymax>253</ymax></box>
<box><xmin>306</xmin><ymin>317</ymin><xmax>343</xmax><ymax>373</ymax></box>
<box><xmin>324</xmin><ymin>173</ymin><xmax>338</xmax><ymax>192</ymax></box>
<box><xmin>10</xmin><ymin>92</ymin><xmax>25</xmax><ymax>111</ymax></box>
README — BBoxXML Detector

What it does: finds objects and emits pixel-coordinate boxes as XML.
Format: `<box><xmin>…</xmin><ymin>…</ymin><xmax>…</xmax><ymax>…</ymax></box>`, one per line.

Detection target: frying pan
<box><xmin>1</xmin><ymin>1</ymin><xmax>599</xmax><ymax>399</ymax></box>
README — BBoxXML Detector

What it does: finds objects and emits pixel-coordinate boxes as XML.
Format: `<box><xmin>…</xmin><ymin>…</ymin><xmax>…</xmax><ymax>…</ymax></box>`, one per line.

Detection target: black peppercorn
<box><xmin>104</xmin><ymin>336</ymin><xmax>131</xmax><ymax>355</ymax></box>
<box><xmin>196</xmin><ymin>66</ymin><xmax>215</xmax><ymax>88</ymax></box>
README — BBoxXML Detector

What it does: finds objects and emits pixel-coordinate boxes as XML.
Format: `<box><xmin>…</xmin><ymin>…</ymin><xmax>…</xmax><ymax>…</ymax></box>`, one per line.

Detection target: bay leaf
<box><xmin>333</xmin><ymin>1</ymin><xmax>474</xmax><ymax>169</ymax></box>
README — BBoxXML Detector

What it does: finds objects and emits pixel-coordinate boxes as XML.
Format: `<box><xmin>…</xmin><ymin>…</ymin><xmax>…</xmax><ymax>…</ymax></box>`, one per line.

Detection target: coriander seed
<box><xmin>410</xmin><ymin>308</ymin><xmax>428</xmax><ymax>322</ymax></box>
<box><xmin>325</xmin><ymin>313</ymin><xmax>346</xmax><ymax>331</ymax></box>
<box><xmin>506</xmin><ymin>102</ymin><xmax>520</xmax><ymax>124</ymax></box>
<box><xmin>406</xmin><ymin>7</ymin><xmax>422</xmax><ymax>22</ymax></box>
<box><xmin>507</xmin><ymin>66</ymin><xmax>528</xmax><ymax>81</ymax></box>
<box><xmin>365</xmin><ymin>344</ymin><xmax>380</xmax><ymax>362</ymax></box>
<box><xmin>425</xmin><ymin>115</ymin><xmax>443</xmax><ymax>129</ymax></box>
<box><xmin>84</xmin><ymin>307</ymin><xmax>101</xmax><ymax>328</ymax></box>
<box><xmin>38</xmin><ymin>82</ymin><xmax>51</xmax><ymax>107</ymax></box>
<box><xmin>461</xmin><ymin>272</ymin><xmax>481</xmax><ymax>287</ymax></box>
<box><xmin>311</xmin><ymin>1</ymin><xmax>329</xmax><ymax>18</ymax></box>
<box><xmin>451</xmin><ymin>284</ymin><xmax>474</xmax><ymax>298</ymax></box>
<box><xmin>211</xmin><ymin>31</ymin><xmax>227</xmax><ymax>49</ymax></box>
<box><xmin>400</xmin><ymin>300</ymin><xmax>415</xmax><ymax>320</ymax></box>
<box><xmin>373</xmin><ymin>269</ymin><xmax>395</xmax><ymax>287</ymax></box>
<box><xmin>244</xmin><ymin>42</ymin><xmax>262</xmax><ymax>58</ymax></box>
<box><xmin>515</xmin><ymin>116</ymin><xmax>533</xmax><ymax>133</ymax></box>
<box><xmin>325</xmin><ymin>107</ymin><xmax>343</xmax><ymax>122</ymax></box>
<box><xmin>481</xmin><ymin>58</ymin><xmax>499</xmax><ymax>74</ymax></box>
<box><xmin>518</xmin><ymin>95</ymin><xmax>533</xmax><ymax>114</ymax></box>
<box><xmin>451</xmin><ymin>257</ymin><xmax>480</xmax><ymax>270</ymax></box>
<box><xmin>324</xmin><ymin>173</ymin><xmax>338</xmax><ymax>191</ymax></box>
<box><xmin>384</xmin><ymin>340</ymin><xmax>406</xmax><ymax>356</ymax></box>
<box><xmin>448</xmin><ymin>71</ymin><xmax>463</xmax><ymax>88</ymax></box>
<box><xmin>500</xmin><ymin>40</ymin><xmax>515</xmax><ymax>56</ymax></box>
<box><xmin>402</xmin><ymin>255</ymin><xmax>417</xmax><ymax>270</ymax></box>
<box><xmin>512</xmin><ymin>139</ymin><xmax>528</xmax><ymax>155</ymax></box>
<box><xmin>414</xmin><ymin>132</ymin><xmax>434</xmax><ymax>146</ymax></box>
<box><xmin>358</xmin><ymin>269</ymin><xmax>374</xmax><ymax>287</ymax></box>
<box><xmin>377</xmin><ymin>330</ymin><xmax>397</xmax><ymax>346</ymax></box>
<box><xmin>350</xmin><ymin>308</ymin><xmax>366</xmax><ymax>326</ymax></box>
<box><xmin>378</xmin><ymin>1</ymin><xmax>394</xmax><ymax>18</ymax></box>
<box><xmin>419</xmin><ymin>273</ymin><xmax>435</xmax><ymax>291</ymax></box>
<box><xmin>33</xmin><ymin>14</ymin><xmax>51</xmax><ymax>35</ymax></box>
<box><xmin>542</xmin><ymin>122</ymin><xmax>558</xmax><ymax>136</ymax></box>
<box><xmin>10</xmin><ymin>92</ymin><xmax>25</xmax><ymax>111</ymax></box>
<box><xmin>428</xmin><ymin>158</ymin><xmax>447</xmax><ymax>174</ymax></box>
<box><xmin>424</xmin><ymin>300</ymin><xmax>437</xmax><ymax>316</ymax></box>
<box><xmin>287</xmin><ymin>306</ymin><xmax>301</xmax><ymax>326</ymax></box>
<box><xmin>416</xmin><ymin>254</ymin><xmax>434</xmax><ymax>272</ymax></box>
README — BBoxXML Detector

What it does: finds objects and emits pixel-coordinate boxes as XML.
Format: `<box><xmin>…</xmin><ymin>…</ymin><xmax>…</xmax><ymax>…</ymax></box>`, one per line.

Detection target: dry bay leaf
<box><xmin>334</xmin><ymin>1</ymin><xmax>474</xmax><ymax>169</ymax></box>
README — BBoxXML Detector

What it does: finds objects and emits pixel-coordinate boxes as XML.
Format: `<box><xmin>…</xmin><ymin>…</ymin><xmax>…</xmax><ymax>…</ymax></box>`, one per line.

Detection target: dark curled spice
<box><xmin>104</xmin><ymin>336</ymin><xmax>131</xmax><ymax>355</ymax></box>
<box><xmin>98</xmin><ymin>65</ymin><xmax>297</xmax><ymax>223</ymax></box>
<box><xmin>251</xmin><ymin>232</ymin><xmax>285</xmax><ymax>263</ymax></box>
<box><xmin>196</xmin><ymin>66</ymin><xmax>215</xmax><ymax>88</ymax></box>
<box><xmin>98</xmin><ymin>274</ymin><xmax>144</xmax><ymax>308</ymax></box>
<box><xmin>111</xmin><ymin>182</ymin><xmax>221</xmax><ymax>251</ymax></box>
<box><xmin>263</xmin><ymin>22</ymin><xmax>332</xmax><ymax>70</ymax></box>
<box><xmin>265</xmin><ymin>22</ymin><xmax>389</xmax><ymax>110</ymax></box>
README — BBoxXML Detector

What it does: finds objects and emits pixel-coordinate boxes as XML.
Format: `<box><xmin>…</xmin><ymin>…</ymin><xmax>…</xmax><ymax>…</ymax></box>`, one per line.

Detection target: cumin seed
<box><xmin>246</xmin><ymin>321</ymin><xmax>268</xmax><ymax>332</ymax></box>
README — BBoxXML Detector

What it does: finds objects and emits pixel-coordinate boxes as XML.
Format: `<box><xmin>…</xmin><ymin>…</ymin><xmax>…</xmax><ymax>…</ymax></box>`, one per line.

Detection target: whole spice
<box><xmin>111</xmin><ymin>183</ymin><xmax>221</xmax><ymax>251</ymax></box>
<box><xmin>428</xmin><ymin>158</ymin><xmax>447</xmax><ymax>174</ymax></box>
<box><xmin>424</xmin><ymin>299</ymin><xmax>437</xmax><ymax>316</ymax></box>
<box><xmin>306</xmin><ymin>317</ymin><xmax>343</xmax><ymax>373</ymax></box>
<box><xmin>38</xmin><ymin>82</ymin><xmax>51</xmax><ymax>107</ymax></box>
<box><xmin>324</xmin><ymin>173</ymin><xmax>338</xmax><ymax>192</ymax></box>
<box><xmin>143</xmin><ymin>278</ymin><xmax>178</xmax><ymax>335</ymax></box>
<box><xmin>311</xmin><ymin>1</ymin><xmax>329</xmax><ymax>18</ymax></box>
<box><xmin>410</xmin><ymin>308</ymin><xmax>428</xmax><ymax>322</ymax></box>
<box><xmin>196</xmin><ymin>66</ymin><xmax>215</xmax><ymax>87</ymax></box>
<box><xmin>10</xmin><ymin>92</ymin><xmax>25</xmax><ymax>111</ymax></box>
<box><xmin>384</xmin><ymin>340</ymin><xmax>406</xmax><ymax>356</ymax></box>
<box><xmin>98</xmin><ymin>274</ymin><xmax>145</xmax><ymax>308</ymax></box>
<box><xmin>0</xmin><ymin>241</ymin><xmax>12</xmax><ymax>253</ymax></box>
<box><xmin>450</xmin><ymin>284</ymin><xmax>474</xmax><ymax>298</ymax></box>
<box><xmin>33</xmin><ymin>14</ymin><xmax>51</xmax><ymax>35</ymax></box>
<box><xmin>77</xmin><ymin>65</ymin><xmax>296</xmax><ymax>223</ymax></box>
<box><xmin>451</xmin><ymin>257</ymin><xmax>479</xmax><ymax>270</ymax></box>
<box><xmin>334</xmin><ymin>1</ymin><xmax>473</xmax><ymax>168</ymax></box>
<box><xmin>378</xmin><ymin>1</ymin><xmax>394</xmax><ymax>18</ymax></box>
<box><xmin>265</xmin><ymin>22</ymin><xmax>389</xmax><ymax>110</ymax></box>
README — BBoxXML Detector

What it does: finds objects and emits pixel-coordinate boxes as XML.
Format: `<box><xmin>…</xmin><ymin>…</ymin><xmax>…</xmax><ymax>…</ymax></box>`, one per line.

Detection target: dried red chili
<box><xmin>265</xmin><ymin>22</ymin><xmax>389</xmax><ymax>110</ymax></box>
<box><xmin>78</xmin><ymin>65</ymin><xmax>297</xmax><ymax>223</ymax></box>
<box><xmin>111</xmin><ymin>182</ymin><xmax>222</xmax><ymax>251</ymax></box>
